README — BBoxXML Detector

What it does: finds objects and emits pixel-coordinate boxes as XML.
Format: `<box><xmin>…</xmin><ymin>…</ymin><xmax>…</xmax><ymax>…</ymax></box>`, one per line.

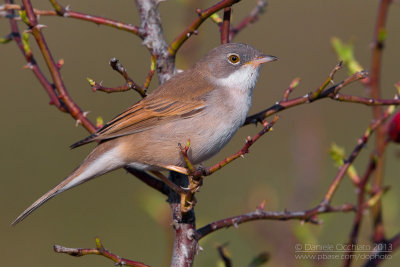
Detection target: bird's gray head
<box><xmin>194</xmin><ymin>43</ymin><xmax>277</xmax><ymax>91</ymax></box>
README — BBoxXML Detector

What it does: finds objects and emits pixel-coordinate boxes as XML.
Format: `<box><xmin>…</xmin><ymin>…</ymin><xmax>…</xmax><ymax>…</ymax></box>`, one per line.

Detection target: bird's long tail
<box><xmin>12</xmin><ymin>145</ymin><xmax>123</xmax><ymax>226</ymax></box>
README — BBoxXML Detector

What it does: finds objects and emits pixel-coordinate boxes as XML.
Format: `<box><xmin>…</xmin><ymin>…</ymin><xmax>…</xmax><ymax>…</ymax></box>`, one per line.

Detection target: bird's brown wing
<box><xmin>71</xmin><ymin>68</ymin><xmax>214</xmax><ymax>148</ymax></box>
<box><xmin>70</xmin><ymin>94</ymin><xmax>207</xmax><ymax>148</ymax></box>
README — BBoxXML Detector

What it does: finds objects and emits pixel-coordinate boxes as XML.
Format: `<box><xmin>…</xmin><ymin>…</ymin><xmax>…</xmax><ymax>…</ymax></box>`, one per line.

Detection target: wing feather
<box><xmin>70</xmin><ymin>69</ymin><xmax>213</xmax><ymax>148</ymax></box>
<box><xmin>71</xmin><ymin>94</ymin><xmax>207</xmax><ymax>148</ymax></box>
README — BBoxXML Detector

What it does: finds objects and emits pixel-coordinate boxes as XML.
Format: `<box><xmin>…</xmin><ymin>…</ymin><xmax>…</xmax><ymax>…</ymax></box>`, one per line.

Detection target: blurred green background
<box><xmin>1</xmin><ymin>0</ymin><xmax>400</xmax><ymax>266</ymax></box>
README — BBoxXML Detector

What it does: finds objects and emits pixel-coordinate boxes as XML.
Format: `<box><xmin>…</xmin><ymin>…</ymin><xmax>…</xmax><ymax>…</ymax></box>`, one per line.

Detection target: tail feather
<box><xmin>11</xmin><ymin>186</ymin><xmax>63</xmax><ymax>226</ymax></box>
<box><xmin>12</xmin><ymin>145</ymin><xmax>123</xmax><ymax>226</ymax></box>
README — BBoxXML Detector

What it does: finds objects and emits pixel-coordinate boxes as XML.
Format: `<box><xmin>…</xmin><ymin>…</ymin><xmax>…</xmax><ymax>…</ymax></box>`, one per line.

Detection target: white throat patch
<box><xmin>214</xmin><ymin>65</ymin><xmax>260</xmax><ymax>93</ymax></box>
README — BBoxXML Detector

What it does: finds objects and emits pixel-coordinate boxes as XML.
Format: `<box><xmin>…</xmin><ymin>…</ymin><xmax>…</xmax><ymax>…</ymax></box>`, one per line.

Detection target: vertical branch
<box><xmin>368</xmin><ymin>0</ymin><xmax>392</xmax><ymax>243</ymax></box>
<box><xmin>168</xmin><ymin>0</ymin><xmax>241</xmax><ymax>56</ymax></box>
<box><xmin>220</xmin><ymin>7</ymin><xmax>231</xmax><ymax>44</ymax></box>
<box><xmin>168</xmin><ymin>172</ymin><xmax>197</xmax><ymax>267</ymax></box>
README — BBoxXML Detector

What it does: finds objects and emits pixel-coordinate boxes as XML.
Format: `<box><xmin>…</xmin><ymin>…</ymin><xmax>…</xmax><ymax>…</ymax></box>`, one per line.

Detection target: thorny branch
<box><xmin>11</xmin><ymin>0</ymin><xmax>97</xmax><ymax>132</ymax></box>
<box><xmin>211</xmin><ymin>0</ymin><xmax>268</xmax><ymax>43</ymax></box>
<box><xmin>244</xmin><ymin>67</ymin><xmax>400</xmax><ymax>126</ymax></box>
<box><xmin>88</xmin><ymin>58</ymin><xmax>147</xmax><ymax>97</ymax></box>
<box><xmin>168</xmin><ymin>0</ymin><xmax>241</xmax><ymax>56</ymax></box>
<box><xmin>0</xmin><ymin>2</ymin><xmax>142</xmax><ymax>35</ymax></box>
<box><xmin>54</xmin><ymin>238</ymin><xmax>149</xmax><ymax>267</ymax></box>
<box><xmin>230</xmin><ymin>0</ymin><xmax>267</xmax><ymax>40</ymax></box>
<box><xmin>196</xmin><ymin>203</ymin><xmax>356</xmax><ymax>240</ymax></box>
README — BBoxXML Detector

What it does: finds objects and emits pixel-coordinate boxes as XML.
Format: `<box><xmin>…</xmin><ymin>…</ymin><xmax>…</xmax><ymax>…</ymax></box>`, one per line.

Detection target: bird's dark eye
<box><xmin>228</xmin><ymin>54</ymin><xmax>240</xmax><ymax>64</ymax></box>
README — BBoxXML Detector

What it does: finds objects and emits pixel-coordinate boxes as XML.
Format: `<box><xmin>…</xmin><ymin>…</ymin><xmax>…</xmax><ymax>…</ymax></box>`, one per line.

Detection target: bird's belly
<box><xmin>173</xmin><ymin>106</ymin><xmax>246</xmax><ymax>165</ymax></box>
<box><xmin>189</xmin><ymin>119</ymin><xmax>241</xmax><ymax>163</ymax></box>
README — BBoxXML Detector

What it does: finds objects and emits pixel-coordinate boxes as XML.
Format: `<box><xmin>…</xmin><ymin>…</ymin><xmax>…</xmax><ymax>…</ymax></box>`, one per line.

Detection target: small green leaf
<box><xmin>19</xmin><ymin>10</ymin><xmax>30</xmax><ymax>25</ymax></box>
<box><xmin>150</xmin><ymin>59</ymin><xmax>156</xmax><ymax>72</ymax></box>
<box><xmin>96</xmin><ymin>116</ymin><xmax>104</xmax><ymax>128</ymax></box>
<box><xmin>378</xmin><ymin>28</ymin><xmax>387</xmax><ymax>43</ymax></box>
<box><xmin>290</xmin><ymin>77</ymin><xmax>301</xmax><ymax>89</ymax></box>
<box><xmin>329</xmin><ymin>143</ymin><xmax>345</xmax><ymax>167</ymax></box>
<box><xmin>210</xmin><ymin>13</ymin><xmax>223</xmax><ymax>24</ymax></box>
<box><xmin>86</xmin><ymin>77</ymin><xmax>96</xmax><ymax>86</ymax></box>
<box><xmin>329</xmin><ymin>143</ymin><xmax>359</xmax><ymax>184</ymax></box>
<box><xmin>21</xmin><ymin>31</ymin><xmax>31</xmax><ymax>56</ymax></box>
<box><xmin>331</xmin><ymin>37</ymin><xmax>364</xmax><ymax>75</ymax></box>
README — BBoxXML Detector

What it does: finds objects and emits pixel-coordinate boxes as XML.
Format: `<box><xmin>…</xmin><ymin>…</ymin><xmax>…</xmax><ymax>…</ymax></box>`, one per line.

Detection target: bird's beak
<box><xmin>247</xmin><ymin>55</ymin><xmax>278</xmax><ymax>67</ymax></box>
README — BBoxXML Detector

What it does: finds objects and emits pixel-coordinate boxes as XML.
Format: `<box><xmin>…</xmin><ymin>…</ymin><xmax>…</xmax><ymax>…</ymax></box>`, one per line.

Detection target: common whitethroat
<box><xmin>12</xmin><ymin>43</ymin><xmax>277</xmax><ymax>225</ymax></box>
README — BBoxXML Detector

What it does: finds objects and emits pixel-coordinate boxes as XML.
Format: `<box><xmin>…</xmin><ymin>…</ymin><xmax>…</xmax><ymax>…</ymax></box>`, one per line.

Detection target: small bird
<box><xmin>12</xmin><ymin>43</ymin><xmax>277</xmax><ymax>225</ymax></box>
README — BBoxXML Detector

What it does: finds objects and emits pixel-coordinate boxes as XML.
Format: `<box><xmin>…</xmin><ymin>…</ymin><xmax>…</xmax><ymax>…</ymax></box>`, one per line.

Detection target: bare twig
<box><xmin>230</xmin><ymin>0</ymin><xmax>267</xmax><ymax>40</ymax></box>
<box><xmin>282</xmin><ymin>77</ymin><xmax>301</xmax><ymax>102</ymax></box>
<box><xmin>1</xmin><ymin>3</ymin><xmax>54</xmax><ymax>16</ymax></box>
<box><xmin>330</xmin><ymin>94</ymin><xmax>400</xmax><ymax>106</ymax></box>
<box><xmin>109</xmin><ymin>58</ymin><xmax>146</xmax><ymax>95</ymax></box>
<box><xmin>1</xmin><ymin>2</ymin><xmax>142</xmax><ymax>36</ymax></box>
<box><xmin>168</xmin><ymin>0</ymin><xmax>241</xmax><ymax>56</ymax></box>
<box><xmin>89</xmin><ymin>58</ymin><xmax>147</xmax><ymax>97</ymax></box>
<box><xmin>54</xmin><ymin>238</ymin><xmax>149</xmax><ymax>267</ymax></box>
<box><xmin>309</xmin><ymin>61</ymin><xmax>342</xmax><ymax>100</ymax></box>
<box><xmin>244</xmin><ymin>70</ymin><xmax>369</xmax><ymax>125</ymax></box>
<box><xmin>221</xmin><ymin>7</ymin><xmax>232</xmax><ymax>44</ymax></box>
<box><xmin>196</xmin><ymin>203</ymin><xmax>355</xmax><ymax>240</ymax></box>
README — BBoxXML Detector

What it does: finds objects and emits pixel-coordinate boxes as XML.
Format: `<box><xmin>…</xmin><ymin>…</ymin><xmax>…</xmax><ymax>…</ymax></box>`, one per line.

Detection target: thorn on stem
<box><xmin>257</xmin><ymin>199</ymin><xmax>266</xmax><ymax>211</ymax></box>
<box><xmin>35</xmin><ymin>24</ymin><xmax>47</xmax><ymax>30</ymax></box>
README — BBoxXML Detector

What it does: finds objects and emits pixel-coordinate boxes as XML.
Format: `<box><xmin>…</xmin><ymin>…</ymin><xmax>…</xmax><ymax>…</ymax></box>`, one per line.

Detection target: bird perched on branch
<box><xmin>12</xmin><ymin>43</ymin><xmax>277</xmax><ymax>225</ymax></box>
